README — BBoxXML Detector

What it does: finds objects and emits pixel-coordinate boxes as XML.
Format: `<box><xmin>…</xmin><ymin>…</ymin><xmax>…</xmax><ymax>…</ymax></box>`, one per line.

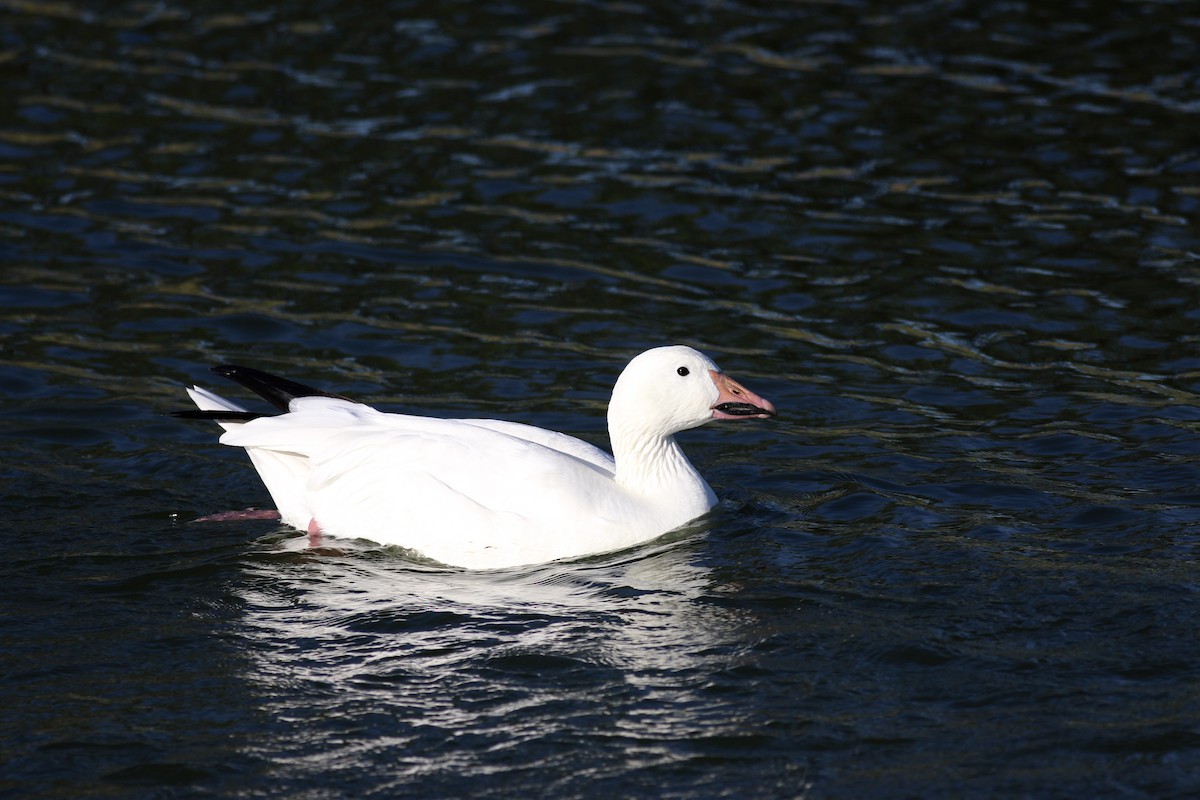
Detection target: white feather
<box><xmin>182</xmin><ymin>346</ymin><xmax>773</xmax><ymax>569</ymax></box>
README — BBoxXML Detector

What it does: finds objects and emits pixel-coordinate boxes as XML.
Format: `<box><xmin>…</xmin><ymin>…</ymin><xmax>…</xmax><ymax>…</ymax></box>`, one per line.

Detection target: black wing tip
<box><xmin>205</xmin><ymin>364</ymin><xmax>342</xmax><ymax>411</ymax></box>
<box><xmin>172</xmin><ymin>410</ymin><xmax>265</xmax><ymax>422</ymax></box>
<box><xmin>178</xmin><ymin>364</ymin><xmax>352</xmax><ymax>418</ymax></box>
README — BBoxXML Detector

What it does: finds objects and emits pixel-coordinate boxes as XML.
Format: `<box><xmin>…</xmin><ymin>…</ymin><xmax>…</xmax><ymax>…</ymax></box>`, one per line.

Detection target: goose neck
<box><xmin>610</xmin><ymin>426</ymin><xmax>698</xmax><ymax>493</ymax></box>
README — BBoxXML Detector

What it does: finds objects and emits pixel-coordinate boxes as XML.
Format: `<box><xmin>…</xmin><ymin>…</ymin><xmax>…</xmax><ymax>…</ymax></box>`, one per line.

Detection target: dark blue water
<box><xmin>3</xmin><ymin>1</ymin><xmax>1200</xmax><ymax>797</ymax></box>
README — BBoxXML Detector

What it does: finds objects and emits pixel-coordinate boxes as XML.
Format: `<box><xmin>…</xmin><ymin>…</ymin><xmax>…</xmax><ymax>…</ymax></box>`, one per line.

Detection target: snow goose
<box><xmin>175</xmin><ymin>345</ymin><xmax>775</xmax><ymax>569</ymax></box>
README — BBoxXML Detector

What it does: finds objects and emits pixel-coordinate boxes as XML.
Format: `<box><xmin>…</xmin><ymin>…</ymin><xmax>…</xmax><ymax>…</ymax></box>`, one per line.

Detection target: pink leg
<box><xmin>307</xmin><ymin>518</ymin><xmax>323</xmax><ymax>547</ymax></box>
<box><xmin>192</xmin><ymin>508</ymin><xmax>282</xmax><ymax>523</ymax></box>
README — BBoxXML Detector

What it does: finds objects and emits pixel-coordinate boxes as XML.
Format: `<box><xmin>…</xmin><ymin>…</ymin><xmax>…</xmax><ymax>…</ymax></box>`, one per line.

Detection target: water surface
<box><xmin>3</xmin><ymin>1</ymin><xmax>1200</xmax><ymax>797</ymax></box>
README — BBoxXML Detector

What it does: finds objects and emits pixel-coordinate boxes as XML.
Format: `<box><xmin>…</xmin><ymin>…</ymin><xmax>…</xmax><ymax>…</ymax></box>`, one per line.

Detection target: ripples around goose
<box><xmin>227</xmin><ymin>524</ymin><xmax>807</xmax><ymax>796</ymax></box>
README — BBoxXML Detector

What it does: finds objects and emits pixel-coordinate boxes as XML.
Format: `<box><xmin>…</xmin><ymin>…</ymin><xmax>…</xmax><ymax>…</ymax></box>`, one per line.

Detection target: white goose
<box><xmin>177</xmin><ymin>345</ymin><xmax>775</xmax><ymax>569</ymax></box>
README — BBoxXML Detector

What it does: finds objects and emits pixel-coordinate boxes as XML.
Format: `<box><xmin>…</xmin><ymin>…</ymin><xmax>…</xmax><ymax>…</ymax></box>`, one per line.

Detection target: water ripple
<box><xmin>5</xmin><ymin>1</ymin><xmax>1200</xmax><ymax>797</ymax></box>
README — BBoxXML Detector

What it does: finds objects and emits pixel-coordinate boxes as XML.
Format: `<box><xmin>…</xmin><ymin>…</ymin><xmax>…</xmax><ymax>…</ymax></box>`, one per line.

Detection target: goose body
<box><xmin>178</xmin><ymin>346</ymin><xmax>775</xmax><ymax>569</ymax></box>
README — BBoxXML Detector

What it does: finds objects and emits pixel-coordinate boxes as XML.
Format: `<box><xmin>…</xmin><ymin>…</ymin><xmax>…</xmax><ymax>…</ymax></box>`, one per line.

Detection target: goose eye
<box><xmin>677</xmin><ymin>366</ymin><xmax>690</xmax><ymax>377</ymax></box>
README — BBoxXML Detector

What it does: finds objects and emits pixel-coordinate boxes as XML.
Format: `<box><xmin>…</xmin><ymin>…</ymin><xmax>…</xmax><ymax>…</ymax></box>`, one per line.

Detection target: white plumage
<box><xmin>182</xmin><ymin>345</ymin><xmax>775</xmax><ymax>569</ymax></box>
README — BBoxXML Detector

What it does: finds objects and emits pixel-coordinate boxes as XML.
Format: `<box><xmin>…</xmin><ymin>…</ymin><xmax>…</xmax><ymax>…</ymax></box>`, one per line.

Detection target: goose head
<box><xmin>608</xmin><ymin>345</ymin><xmax>776</xmax><ymax>441</ymax></box>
